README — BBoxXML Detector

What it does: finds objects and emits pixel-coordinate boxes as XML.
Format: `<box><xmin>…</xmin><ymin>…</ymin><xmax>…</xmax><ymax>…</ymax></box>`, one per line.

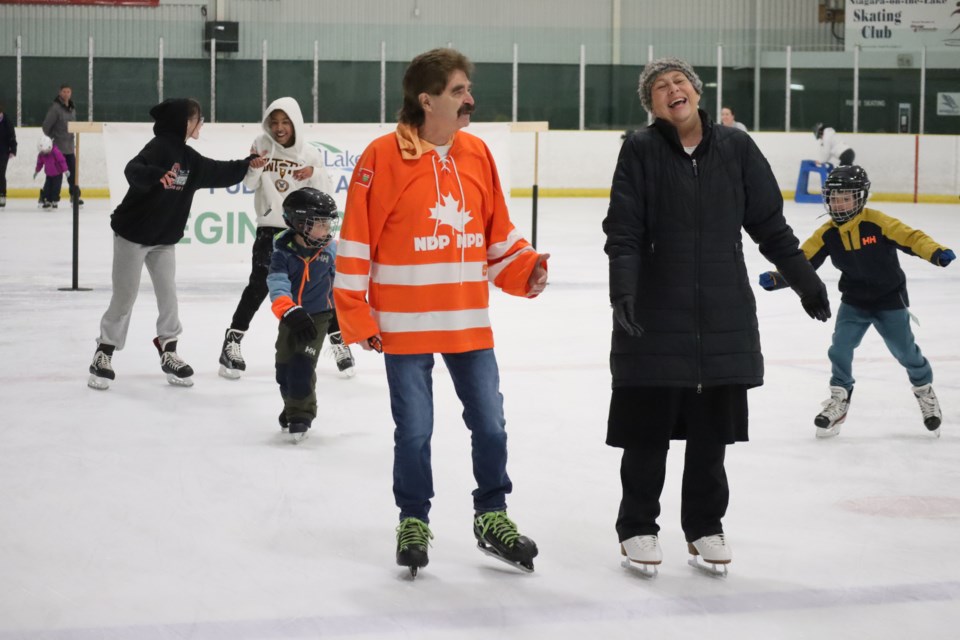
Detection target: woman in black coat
<box><xmin>603</xmin><ymin>58</ymin><xmax>831</xmax><ymax>574</ymax></box>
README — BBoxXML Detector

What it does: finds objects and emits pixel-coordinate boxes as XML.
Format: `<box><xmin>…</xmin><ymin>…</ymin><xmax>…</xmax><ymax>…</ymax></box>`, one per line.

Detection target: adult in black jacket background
<box><xmin>87</xmin><ymin>98</ymin><xmax>268</xmax><ymax>391</ymax></box>
<box><xmin>0</xmin><ymin>100</ymin><xmax>16</xmax><ymax>208</ymax></box>
<box><xmin>604</xmin><ymin>58</ymin><xmax>831</xmax><ymax>574</ymax></box>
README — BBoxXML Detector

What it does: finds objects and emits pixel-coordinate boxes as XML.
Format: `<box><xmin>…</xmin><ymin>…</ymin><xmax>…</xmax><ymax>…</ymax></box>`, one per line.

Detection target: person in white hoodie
<box><xmin>219</xmin><ymin>97</ymin><xmax>356</xmax><ymax>380</ymax></box>
<box><xmin>814</xmin><ymin>122</ymin><xmax>855</xmax><ymax>167</ymax></box>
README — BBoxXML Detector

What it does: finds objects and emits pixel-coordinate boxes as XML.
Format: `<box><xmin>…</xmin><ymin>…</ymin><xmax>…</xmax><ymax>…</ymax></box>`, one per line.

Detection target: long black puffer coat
<box><xmin>604</xmin><ymin>110</ymin><xmax>821</xmax><ymax>390</ymax></box>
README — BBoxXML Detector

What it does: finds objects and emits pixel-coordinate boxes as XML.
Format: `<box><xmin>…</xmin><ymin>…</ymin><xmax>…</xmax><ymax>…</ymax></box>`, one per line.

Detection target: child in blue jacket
<box><xmin>268</xmin><ymin>187</ymin><xmax>340</xmax><ymax>442</ymax></box>
<box><xmin>760</xmin><ymin>165</ymin><xmax>954</xmax><ymax>438</ymax></box>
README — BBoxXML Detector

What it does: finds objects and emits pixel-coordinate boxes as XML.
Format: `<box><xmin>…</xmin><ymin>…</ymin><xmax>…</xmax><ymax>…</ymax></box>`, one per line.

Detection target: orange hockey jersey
<box><xmin>333</xmin><ymin>124</ymin><xmax>542</xmax><ymax>354</ymax></box>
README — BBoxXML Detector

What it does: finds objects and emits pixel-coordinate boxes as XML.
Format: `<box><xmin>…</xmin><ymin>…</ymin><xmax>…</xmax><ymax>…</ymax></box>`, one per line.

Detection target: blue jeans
<box><xmin>384</xmin><ymin>349</ymin><xmax>512</xmax><ymax>523</ymax></box>
<box><xmin>828</xmin><ymin>302</ymin><xmax>932</xmax><ymax>390</ymax></box>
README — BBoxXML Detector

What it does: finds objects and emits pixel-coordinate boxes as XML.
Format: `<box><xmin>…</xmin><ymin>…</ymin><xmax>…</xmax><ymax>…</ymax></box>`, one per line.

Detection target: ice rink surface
<box><xmin>1</xmin><ymin>195</ymin><xmax>959</xmax><ymax>639</ymax></box>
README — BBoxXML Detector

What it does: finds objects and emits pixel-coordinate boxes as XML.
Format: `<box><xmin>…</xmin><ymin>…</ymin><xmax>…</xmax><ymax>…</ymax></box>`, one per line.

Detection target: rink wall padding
<box><xmin>4</xmin><ymin>126</ymin><xmax>959</xmax><ymax>203</ymax></box>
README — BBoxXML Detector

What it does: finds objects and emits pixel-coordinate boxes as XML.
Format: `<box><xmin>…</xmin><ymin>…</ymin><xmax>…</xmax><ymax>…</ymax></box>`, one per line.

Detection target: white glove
<box><xmin>33</xmin><ymin>171</ymin><xmax>39</xmax><ymax>180</ymax></box>
<box><xmin>64</xmin><ymin>171</ymin><xmax>71</xmax><ymax>179</ymax></box>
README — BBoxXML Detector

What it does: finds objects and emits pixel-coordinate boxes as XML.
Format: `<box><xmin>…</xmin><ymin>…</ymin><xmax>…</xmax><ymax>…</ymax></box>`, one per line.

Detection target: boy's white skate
<box><xmin>687</xmin><ymin>534</ymin><xmax>731</xmax><ymax>577</ymax></box>
<box><xmin>815</xmin><ymin>386</ymin><xmax>850</xmax><ymax>438</ymax></box>
<box><xmin>912</xmin><ymin>383</ymin><xmax>942</xmax><ymax>437</ymax></box>
<box><xmin>620</xmin><ymin>534</ymin><xmax>661</xmax><ymax>577</ymax></box>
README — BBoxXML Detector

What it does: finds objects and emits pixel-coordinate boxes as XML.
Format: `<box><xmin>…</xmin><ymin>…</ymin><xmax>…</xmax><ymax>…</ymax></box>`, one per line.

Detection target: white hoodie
<box><xmin>243</xmin><ymin>97</ymin><xmax>334</xmax><ymax>228</ymax></box>
<box><xmin>817</xmin><ymin>127</ymin><xmax>851</xmax><ymax>166</ymax></box>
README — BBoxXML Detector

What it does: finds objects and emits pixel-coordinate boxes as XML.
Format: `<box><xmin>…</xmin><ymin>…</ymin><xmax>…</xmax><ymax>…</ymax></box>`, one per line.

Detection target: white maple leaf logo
<box><xmin>428</xmin><ymin>193</ymin><xmax>472</xmax><ymax>233</ymax></box>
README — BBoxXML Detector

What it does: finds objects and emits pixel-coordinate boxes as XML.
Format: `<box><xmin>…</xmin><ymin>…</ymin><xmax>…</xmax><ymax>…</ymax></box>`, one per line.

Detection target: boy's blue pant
<box><xmin>384</xmin><ymin>349</ymin><xmax>512</xmax><ymax>523</ymax></box>
<box><xmin>828</xmin><ymin>302</ymin><xmax>932</xmax><ymax>390</ymax></box>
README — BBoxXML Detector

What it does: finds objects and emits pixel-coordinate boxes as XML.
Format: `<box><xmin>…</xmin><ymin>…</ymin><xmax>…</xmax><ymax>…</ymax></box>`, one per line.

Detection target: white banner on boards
<box><xmin>102</xmin><ymin>122</ymin><xmax>512</xmax><ymax>249</ymax></box>
<box><xmin>845</xmin><ymin>0</ymin><xmax>960</xmax><ymax>50</ymax></box>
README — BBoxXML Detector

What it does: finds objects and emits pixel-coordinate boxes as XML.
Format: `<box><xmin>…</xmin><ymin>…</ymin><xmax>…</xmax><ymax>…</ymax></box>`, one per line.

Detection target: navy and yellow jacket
<box><xmin>799</xmin><ymin>208</ymin><xmax>948</xmax><ymax>310</ymax></box>
<box><xmin>267</xmin><ymin>229</ymin><xmax>337</xmax><ymax>318</ymax></box>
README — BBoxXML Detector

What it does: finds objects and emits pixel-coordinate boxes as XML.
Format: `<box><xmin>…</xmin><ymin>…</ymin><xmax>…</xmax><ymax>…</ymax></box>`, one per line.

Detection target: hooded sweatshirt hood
<box><xmin>149</xmin><ymin>99</ymin><xmax>192</xmax><ymax>140</ymax></box>
<box><xmin>260</xmin><ymin>97</ymin><xmax>306</xmax><ymax>156</ymax></box>
<box><xmin>242</xmin><ymin>97</ymin><xmax>332</xmax><ymax>228</ymax></box>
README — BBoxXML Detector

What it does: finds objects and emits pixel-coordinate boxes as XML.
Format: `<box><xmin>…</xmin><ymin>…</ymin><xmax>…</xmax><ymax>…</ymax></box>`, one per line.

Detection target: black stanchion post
<box><xmin>59</xmin><ymin>124</ymin><xmax>92</xmax><ymax>292</ymax></box>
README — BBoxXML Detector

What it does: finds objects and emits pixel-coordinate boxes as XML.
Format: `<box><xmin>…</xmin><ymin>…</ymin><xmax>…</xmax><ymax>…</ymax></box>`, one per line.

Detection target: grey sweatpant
<box><xmin>97</xmin><ymin>234</ymin><xmax>182</xmax><ymax>350</ymax></box>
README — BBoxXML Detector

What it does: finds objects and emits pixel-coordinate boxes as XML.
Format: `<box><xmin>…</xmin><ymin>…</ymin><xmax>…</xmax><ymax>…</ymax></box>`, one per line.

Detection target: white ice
<box><xmin>1</xmin><ymin>196</ymin><xmax>959</xmax><ymax>639</ymax></box>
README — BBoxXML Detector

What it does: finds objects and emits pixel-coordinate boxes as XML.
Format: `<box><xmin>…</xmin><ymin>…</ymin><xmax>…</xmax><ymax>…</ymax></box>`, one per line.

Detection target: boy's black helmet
<box><xmin>822</xmin><ymin>165</ymin><xmax>870</xmax><ymax>224</ymax></box>
<box><xmin>281</xmin><ymin>188</ymin><xmax>339</xmax><ymax>248</ymax></box>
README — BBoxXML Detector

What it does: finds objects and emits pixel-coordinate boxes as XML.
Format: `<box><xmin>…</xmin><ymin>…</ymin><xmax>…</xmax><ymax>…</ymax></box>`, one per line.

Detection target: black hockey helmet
<box><xmin>822</xmin><ymin>165</ymin><xmax>870</xmax><ymax>224</ymax></box>
<box><xmin>281</xmin><ymin>187</ymin><xmax>339</xmax><ymax>248</ymax></box>
<box><xmin>813</xmin><ymin>122</ymin><xmax>825</xmax><ymax>139</ymax></box>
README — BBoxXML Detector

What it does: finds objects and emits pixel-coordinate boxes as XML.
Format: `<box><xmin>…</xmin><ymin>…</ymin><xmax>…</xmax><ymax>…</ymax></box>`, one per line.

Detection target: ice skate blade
<box><xmin>815</xmin><ymin>424</ymin><xmax>842</xmax><ymax>438</ymax></box>
<box><xmin>621</xmin><ymin>557</ymin><xmax>658</xmax><ymax>577</ymax></box>
<box><xmin>218</xmin><ymin>365</ymin><xmax>242</xmax><ymax>380</ymax></box>
<box><xmin>477</xmin><ymin>543</ymin><xmax>535</xmax><ymax>573</ymax></box>
<box><xmin>338</xmin><ymin>366</ymin><xmax>356</xmax><ymax>379</ymax></box>
<box><xmin>688</xmin><ymin>556</ymin><xmax>728</xmax><ymax>577</ymax></box>
<box><xmin>87</xmin><ymin>375</ymin><xmax>111</xmax><ymax>390</ymax></box>
<box><xmin>165</xmin><ymin>373</ymin><xmax>194</xmax><ymax>387</ymax></box>
<box><xmin>288</xmin><ymin>431</ymin><xmax>309</xmax><ymax>444</ymax></box>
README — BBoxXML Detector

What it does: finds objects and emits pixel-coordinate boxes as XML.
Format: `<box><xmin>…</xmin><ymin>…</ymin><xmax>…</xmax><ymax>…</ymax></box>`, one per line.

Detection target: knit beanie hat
<box><xmin>638</xmin><ymin>57</ymin><xmax>703</xmax><ymax>114</ymax></box>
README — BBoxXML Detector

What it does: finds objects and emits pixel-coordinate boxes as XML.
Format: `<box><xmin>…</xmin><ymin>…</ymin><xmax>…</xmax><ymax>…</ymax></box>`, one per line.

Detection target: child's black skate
<box><xmin>218</xmin><ymin>328</ymin><xmax>246</xmax><ymax>379</ymax></box>
<box><xmin>473</xmin><ymin>511</ymin><xmax>538</xmax><ymax>573</ymax></box>
<box><xmin>396</xmin><ymin>517</ymin><xmax>432</xmax><ymax>578</ymax></box>
<box><xmin>153</xmin><ymin>337</ymin><xmax>194</xmax><ymax>387</ymax></box>
<box><xmin>287</xmin><ymin>420</ymin><xmax>310</xmax><ymax>443</ymax></box>
<box><xmin>327</xmin><ymin>331</ymin><xmax>356</xmax><ymax>378</ymax></box>
<box><xmin>87</xmin><ymin>343</ymin><xmax>116</xmax><ymax>390</ymax></box>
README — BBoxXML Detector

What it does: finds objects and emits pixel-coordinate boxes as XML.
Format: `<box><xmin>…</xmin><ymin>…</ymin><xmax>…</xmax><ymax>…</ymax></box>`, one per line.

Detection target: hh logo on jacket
<box><xmin>862</xmin><ymin>235</ymin><xmax>877</xmax><ymax>245</ymax></box>
<box><xmin>413</xmin><ymin>193</ymin><xmax>484</xmax><ymax>252</ymax></box>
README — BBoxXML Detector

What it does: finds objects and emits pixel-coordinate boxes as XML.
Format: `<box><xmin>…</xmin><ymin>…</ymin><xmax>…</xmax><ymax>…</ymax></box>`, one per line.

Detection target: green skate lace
<box><xmin>475</xmin><ymin>511</ymin><xmax>520</xmax><ymax>547</ymax></box>
<box><xmin>396</xmin><ymin>517</ymin><xmax>433</xmax><ymax>550</ymax></box>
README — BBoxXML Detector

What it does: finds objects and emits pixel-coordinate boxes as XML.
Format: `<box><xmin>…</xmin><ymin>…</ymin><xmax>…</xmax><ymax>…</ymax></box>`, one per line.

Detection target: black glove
<box><xmin>281</xmin><ymin>305</ymin><xmax>318</xmax><ymax>343</ymax></box>
<box><xmin>608</xmin><ymin>254</ymin><xmax>644</xmax><ymax>337</ymax></box>
<box><xmin>800</xmin><ymin>282</ymin><xmax>832</xmax><ymax>322</ymax></box>
<box><xmin>612</xmin><ymin>296</ymin><xmax>643</xmax><ymax>337</ymax></box>
<box><xmin>778</xmin><ymin>254</ymin><xmax>831</xmax><ymax>322</ymax></box>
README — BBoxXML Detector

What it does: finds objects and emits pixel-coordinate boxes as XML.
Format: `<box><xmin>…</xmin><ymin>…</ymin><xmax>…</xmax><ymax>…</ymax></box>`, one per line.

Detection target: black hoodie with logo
<box><xmin>110</xmin><ymin>99</ymin><xmax>255</xmax><ymax>246</ymax></box>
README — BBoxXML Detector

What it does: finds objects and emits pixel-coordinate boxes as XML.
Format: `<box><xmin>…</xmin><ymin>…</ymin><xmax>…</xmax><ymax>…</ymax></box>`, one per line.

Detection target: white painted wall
<box><xmin>7</xmin><ymin>127</ymin><xmax>960</xmax><ymax>200</ymax></box>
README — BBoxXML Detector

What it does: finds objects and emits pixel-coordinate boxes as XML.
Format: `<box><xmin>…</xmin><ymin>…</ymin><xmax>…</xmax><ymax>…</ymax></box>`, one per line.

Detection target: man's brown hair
<box><xmin>398</xmin><ymin>48</ymin><xmax>474</xmax><ymax>127</ymax></box>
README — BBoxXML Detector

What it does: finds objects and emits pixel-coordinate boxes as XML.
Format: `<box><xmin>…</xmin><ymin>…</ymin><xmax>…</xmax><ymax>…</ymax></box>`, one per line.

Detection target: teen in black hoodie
<box><xmin>88</xmin><ymin>98</ymin><xmax>268</xmax><ymax>391</ymax></box>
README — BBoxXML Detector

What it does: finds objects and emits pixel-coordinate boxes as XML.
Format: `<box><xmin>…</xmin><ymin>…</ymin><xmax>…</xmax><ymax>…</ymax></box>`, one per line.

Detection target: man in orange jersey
<box><xmin>333</xmin><ymin>48</ymin><xmax>549</xmax><ymax>577</ymax></box>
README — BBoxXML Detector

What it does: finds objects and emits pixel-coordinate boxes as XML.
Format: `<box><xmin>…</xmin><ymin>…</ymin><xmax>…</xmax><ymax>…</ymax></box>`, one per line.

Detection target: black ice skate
<box><xmin>815</xmin><ymin>386</ymin><xmax>851</xmax><ymax>438</ymax></box>
<box><xmin>286</xmin><ymin>420</ymin><xmax>310</xmax><ymax>444</ymax></box>
<box><xmin>87</xmin><ymin>343</ymin><xmax>116</xmax><ymax>390</ymax></box>
<box><xmin>218</xmin><ymin>328</ymin><xmax>246</xmax><ymax>379</ymax></box>
<box><xmin>473</xmin><ymin>511</ymin><xmax>538</xmax><ymax>573</ymax></box>
<box><xmin>396</xmin><ymin>517</ymin><xmax>433</xmax><ymax>578</ymax></box>
<box><xmin>153</xmin><ymin>337</ymin><xmax>194</xmax><ymax>387</ymax></box>
<box><xmin>912</xmin><ymin>383</ymin><xmax>942</xmax><ymax>437</ymax></box>
<box><xmin>327</xmin><ymin>331</ymin><xmax>356</xmax><ymax>378</ymax></box>
<box><xmin>687</xmin><ymin>534</ymin><xmax>731</xmax><ymax>577</ymax></box>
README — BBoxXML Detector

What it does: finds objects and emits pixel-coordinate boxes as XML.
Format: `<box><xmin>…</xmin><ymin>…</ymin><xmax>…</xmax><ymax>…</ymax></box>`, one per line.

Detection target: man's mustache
<box><xmin>458</xmin><ymin>103</ymin><xmax>475</xmax><ymax>116</ymax></box>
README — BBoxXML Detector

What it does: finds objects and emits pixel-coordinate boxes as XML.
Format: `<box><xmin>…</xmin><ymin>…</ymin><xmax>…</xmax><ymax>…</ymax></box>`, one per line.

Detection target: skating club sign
<box><xmin>845</xmin><ymin>0</ymin><xmax>960</xmax><ymax>49</ymax></box>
